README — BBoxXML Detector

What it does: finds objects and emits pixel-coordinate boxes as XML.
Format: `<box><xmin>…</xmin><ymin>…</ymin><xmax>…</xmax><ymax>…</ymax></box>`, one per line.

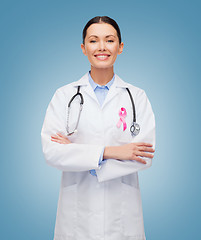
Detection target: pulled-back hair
<box><xmin>82</xmin><ymin>16</ymin><xmax>122</xmax><ymax>44</ymax></box>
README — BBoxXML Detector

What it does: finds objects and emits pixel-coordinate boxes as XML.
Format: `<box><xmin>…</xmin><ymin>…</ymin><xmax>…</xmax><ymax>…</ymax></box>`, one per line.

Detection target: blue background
<box><xmin>1</xmin><ymin>0</ymin><xmax>201</xmax><ymax>239</ymax></box>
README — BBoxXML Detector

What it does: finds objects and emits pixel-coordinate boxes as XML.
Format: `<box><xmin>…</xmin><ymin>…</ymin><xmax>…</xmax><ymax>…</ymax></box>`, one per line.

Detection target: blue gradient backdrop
<box><xmin>1</xmin><ymin>0</ymin><xmax>201</xmax><ymax>239</ymax></box>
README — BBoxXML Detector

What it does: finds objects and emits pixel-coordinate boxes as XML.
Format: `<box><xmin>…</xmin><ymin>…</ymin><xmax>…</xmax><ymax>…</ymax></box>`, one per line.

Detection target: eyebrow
<box><xmin>88</xmin><ymin>35</ymin><xmax>116</xmax><ymax>39</ymax></box>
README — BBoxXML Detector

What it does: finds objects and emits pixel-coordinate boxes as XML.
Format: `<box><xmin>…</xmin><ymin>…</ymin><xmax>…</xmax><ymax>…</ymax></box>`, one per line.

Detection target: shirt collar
<box><xmin>88</xmin><ymin>71</ymin><xmax>115</xmax><ymax>90</ymax></box>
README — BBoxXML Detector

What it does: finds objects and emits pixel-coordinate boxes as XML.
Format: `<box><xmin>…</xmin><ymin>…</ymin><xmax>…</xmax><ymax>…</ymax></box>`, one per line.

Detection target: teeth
<box><xmin>96</xmin><ymin>55</ymin><xmax>108</xmax><ymax>59</ymax></box>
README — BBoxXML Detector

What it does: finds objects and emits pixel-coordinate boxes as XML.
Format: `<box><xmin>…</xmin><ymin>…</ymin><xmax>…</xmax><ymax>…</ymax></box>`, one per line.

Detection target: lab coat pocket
<box><xmin>55</xmin><ymin>184</ymin><xmax>77</xmax><ymax>237</ymax></box>
<box><xmin>121</xmin><ymin>182</ymin><xmax>144</xmax><ymax>237</ymax></box>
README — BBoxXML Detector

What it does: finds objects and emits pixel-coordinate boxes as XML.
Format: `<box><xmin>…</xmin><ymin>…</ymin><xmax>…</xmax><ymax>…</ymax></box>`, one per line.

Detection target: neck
<box><xmin>90</xmin><ymin>66</ymin><xmax>114</xmax><ymax>85</ymax></box>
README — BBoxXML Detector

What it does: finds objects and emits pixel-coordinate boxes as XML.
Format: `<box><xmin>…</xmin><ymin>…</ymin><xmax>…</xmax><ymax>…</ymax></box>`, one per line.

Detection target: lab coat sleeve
<box><xmin>41</xmin><ymin>89</ymin><xmax>104</xmax><ymax>172</ymax></box>
<box><xmin>96</xmin><ymin>89</ymin><xmax>155</xmax><ymax>182</ymax></box>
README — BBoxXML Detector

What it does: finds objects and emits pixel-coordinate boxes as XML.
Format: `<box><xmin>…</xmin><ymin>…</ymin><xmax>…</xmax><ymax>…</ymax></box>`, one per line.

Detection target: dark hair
<box><xmin>82</xmin><ymin>16</ymin><xmax>122</xmax><ymax>44</ymax></box>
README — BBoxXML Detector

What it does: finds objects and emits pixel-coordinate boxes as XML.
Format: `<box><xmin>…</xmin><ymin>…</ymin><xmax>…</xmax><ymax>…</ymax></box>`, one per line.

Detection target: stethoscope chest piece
<box><xmin>130</xmin><ymin>122</ymin><xmax>140</xmax><ymax>136</ymax></box>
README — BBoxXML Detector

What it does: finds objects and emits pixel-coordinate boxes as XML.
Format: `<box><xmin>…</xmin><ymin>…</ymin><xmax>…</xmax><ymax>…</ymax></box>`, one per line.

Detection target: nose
<box><xmin>98</xmin><ymin>40</ymin><xmax>106</xmax><ymax>51</ymax></box>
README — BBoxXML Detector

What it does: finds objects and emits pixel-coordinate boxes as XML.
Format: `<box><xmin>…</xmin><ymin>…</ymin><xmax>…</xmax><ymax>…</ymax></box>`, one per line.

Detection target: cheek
<box><xmin>108</xmin><ymin>44</ymin><xmax>120</xmax><ymax>55</ymax></box>
<box><xmin>85</xmin><ymin>45</ymin><xmax>96</xmax><ymax>55</ymax></box>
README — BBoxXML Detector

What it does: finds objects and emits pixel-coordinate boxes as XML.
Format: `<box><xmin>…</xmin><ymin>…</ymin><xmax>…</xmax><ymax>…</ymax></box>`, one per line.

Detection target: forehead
<box><xmin>86</xmin><ymin>23</ymin><xmax>117</xmax><ymax>37</ymax></box>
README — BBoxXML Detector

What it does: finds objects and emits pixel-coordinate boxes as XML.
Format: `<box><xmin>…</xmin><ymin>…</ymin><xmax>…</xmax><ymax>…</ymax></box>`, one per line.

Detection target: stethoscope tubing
<box><xmin>126</xmin><ymin>88</ymin><xmax>136</xmax><ymax>123</ymax></box>
<box><xmin>68</xmin><ymin>86</ymin><xmax>84</xmax><ymax>107</ymax></box>
<box><xmin>67</xmin><ymin>86</ymin><xmax>140</xmax><ymax>136</ymax></box>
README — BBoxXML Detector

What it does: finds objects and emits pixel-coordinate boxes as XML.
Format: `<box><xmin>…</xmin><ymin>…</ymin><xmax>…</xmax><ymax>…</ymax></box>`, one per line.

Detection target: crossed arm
<box><xmin>42</xmin><ymin>88</ymin><xmax>155</xmax><ymax>181</ymax></box>
<box><xmin>51</xmin><ymin>133</ymin><xmax>155</xmax><ymax>164</ymax></box>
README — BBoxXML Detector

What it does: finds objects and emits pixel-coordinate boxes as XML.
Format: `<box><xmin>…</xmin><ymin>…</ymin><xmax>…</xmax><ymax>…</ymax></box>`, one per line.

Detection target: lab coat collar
<box><xmin>71</xmin><ymin>72</ymin><xmax>130</xmax><ymax>108</ymax></box>
<box><xmin>71</xmin><ymin>72</ymin><xmax>89</xmax><ymax>87</ymax></box>
<box><xmin>72</xmin><ymin>72</ymin><xmax>130</xmax><ymax>89</ymax></box>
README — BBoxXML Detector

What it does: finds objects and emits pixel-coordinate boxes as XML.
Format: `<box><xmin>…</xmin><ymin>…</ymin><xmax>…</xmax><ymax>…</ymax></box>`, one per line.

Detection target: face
<box><xmin>81</xmin><ymin>23</ymin><xmax>124</xmax><ymax>69</ymax></box>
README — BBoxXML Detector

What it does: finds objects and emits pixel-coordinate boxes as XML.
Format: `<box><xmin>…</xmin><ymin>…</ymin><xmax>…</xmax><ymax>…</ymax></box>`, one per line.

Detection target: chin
<box><xmin>91</xmin><ymin>63</ymin><xmax>114</xmax><ymax>69</ymax></box>
<box><xmin>93</xmin><ymin>66</ymin><xmax>113</xmax><ymax>70</ymax></box>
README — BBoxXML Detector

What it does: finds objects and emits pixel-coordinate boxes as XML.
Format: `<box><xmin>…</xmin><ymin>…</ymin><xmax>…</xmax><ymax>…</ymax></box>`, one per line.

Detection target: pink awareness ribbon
<box><xmin>116</xmin><ymin>107</ymin><xmax>127</xmax><ymax>131</ymax></box>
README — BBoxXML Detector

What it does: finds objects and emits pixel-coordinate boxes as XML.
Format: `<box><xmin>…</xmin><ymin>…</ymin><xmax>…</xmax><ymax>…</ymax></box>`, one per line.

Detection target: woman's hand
<box><xmin>51</xmin><ymin>133</ymin><xmax>71</xmax><ymax>144</ymax></box>
<box><xmin>104</xmin><ymin>142</ymin><xmax>155</xmax><ymax>164</ymax></box>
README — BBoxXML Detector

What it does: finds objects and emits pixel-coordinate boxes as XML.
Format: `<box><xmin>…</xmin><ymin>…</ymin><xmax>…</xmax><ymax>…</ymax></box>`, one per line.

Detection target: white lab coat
<box><xmin>41</xmin><ymin>72</ymin><xmax>155</xmax><ymax>240</ymax></box>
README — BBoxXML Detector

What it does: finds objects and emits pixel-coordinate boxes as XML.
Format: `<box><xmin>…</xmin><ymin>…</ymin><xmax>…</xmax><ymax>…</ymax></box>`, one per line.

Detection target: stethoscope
<box><xmin>66</xmin><ymin>86</ymin><xmax>140</xmax><ymax>137</ymax></box>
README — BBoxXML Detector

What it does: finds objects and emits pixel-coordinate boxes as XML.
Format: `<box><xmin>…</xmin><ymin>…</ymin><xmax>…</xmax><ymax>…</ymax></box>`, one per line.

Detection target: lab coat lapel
<box><xmin>102</xmin><ymin>74</ymin><xmax>129</xmax><ymax>109</ymax></box>
<box><xmin>83</xmin><ymin>85</ymin><xmax>99</xmax><ymax>105</ymax></box>
<box><xmin>72</xmin><ymin>73</ymin><xmax>99</xmax><ymax>105</ymax></box>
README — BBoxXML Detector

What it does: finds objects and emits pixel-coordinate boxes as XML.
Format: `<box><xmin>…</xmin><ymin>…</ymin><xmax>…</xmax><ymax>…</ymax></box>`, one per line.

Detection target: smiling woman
<box><xmin>41</xmin><ymin>16</ymin><xmax>155</xmax><ymax>240</ymax></box>
<box><xmin>81</xmin><ymin>18</ymin><xmax>124</xmax><ymax>85</ymax></box>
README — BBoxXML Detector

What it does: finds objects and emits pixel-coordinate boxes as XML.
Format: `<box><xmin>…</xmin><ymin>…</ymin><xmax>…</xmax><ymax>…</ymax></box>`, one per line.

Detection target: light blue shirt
<box><xmin>88</xmin><ymin>71</ymin><xmax>115</xmax><ymax>176</ymax></box>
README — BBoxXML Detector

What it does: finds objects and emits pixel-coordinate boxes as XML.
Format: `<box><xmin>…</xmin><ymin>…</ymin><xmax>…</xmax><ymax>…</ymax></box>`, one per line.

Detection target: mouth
<box><xmin>94</xmin><ymin>54</ymin><xmax>110</xmax><ymax>60</ymax></box>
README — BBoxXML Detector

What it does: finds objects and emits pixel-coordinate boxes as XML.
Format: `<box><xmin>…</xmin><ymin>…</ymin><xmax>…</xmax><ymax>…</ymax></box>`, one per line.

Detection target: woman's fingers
<box><xmin>135</xmin><ymin>143</ymin><xmax>155</xmax><ymax>155</ymax></box>
<box><xmin>133</xmin><ymin>156</ymin><xmax>147</xmax><ymax>164</ymax></box>
<box><xmin>136</xmin><ymin>151</ymin><xmax>154</xmax><ymax>159</ymax></box>
<box><xmin>136</xmin><ymin>142</ymin><xmax>153</xmax><ymax>147</ymax></box>
<box><xmin>56</xmin><ymin>132</ymin><xmax>67</xmax><ymax>139</ymax></box>
<box><xmin>51</xmin><ymin>135</ymin><xmax>59</xmax><ymax>139</ymax></box>
<box><xmin>51</xmin><ymin>133</ymin><xmax>66</xmax><ymax>139</ymax></box>
<box><xmin>131</xmin><ymin>142</ymin><xmax>155</xmax><ymax>162</ymax></box>
<box><xmin>138</xmin><ymin>146</ymin><xmax>155</xmax><ymax>153</ymax></box>
<box><xmin>51</xmin><ymin>138</ymin><xmax>63</xmax><ymax>144</ymax></box>
<box><xmin>51</xmin><ymin>133</ymin><xmax>71</xmax><ymax>144</ymax></box>
<box><xmin>51</xmin><ymin>138</ymin><xmax>68</xmax><ymax>144</ymax></box>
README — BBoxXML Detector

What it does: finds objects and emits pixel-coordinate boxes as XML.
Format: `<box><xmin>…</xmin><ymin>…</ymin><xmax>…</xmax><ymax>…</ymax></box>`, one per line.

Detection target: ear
<box><xmin>118</xmin><ymin>42</ymin><xmax>124</xmax><ymax>55</ymax></box>
<box><xmin>81</xmin><ymin>44</ymin><xmax>87</xmax><ymax>56</ymax></box>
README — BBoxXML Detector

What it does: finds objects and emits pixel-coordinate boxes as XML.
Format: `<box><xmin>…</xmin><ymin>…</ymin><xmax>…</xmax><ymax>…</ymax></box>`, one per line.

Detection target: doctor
<box><xmin>41</xmin><ymin>16</ymin><xmax>155</xmax><ymax>240</ymax></box>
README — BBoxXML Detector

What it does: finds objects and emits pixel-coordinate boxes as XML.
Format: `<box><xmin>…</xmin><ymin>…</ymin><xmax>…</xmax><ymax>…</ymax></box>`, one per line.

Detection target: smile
<box><xmin>94</xmin><ymin>54</ymin><xmax>110</xmax><ymax>60</ymax></box>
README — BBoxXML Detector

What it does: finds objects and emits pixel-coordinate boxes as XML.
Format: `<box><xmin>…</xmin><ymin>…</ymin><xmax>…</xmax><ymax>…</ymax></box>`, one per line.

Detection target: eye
<box><xmin>90</xmin><ymin>40</ymin><xmax>96</xmax><ymax>43</ymax></box>
<box><xmin>107</xmin><ymin>40</ymin><xmax>114</xmax><ymax>43</ymax></box>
